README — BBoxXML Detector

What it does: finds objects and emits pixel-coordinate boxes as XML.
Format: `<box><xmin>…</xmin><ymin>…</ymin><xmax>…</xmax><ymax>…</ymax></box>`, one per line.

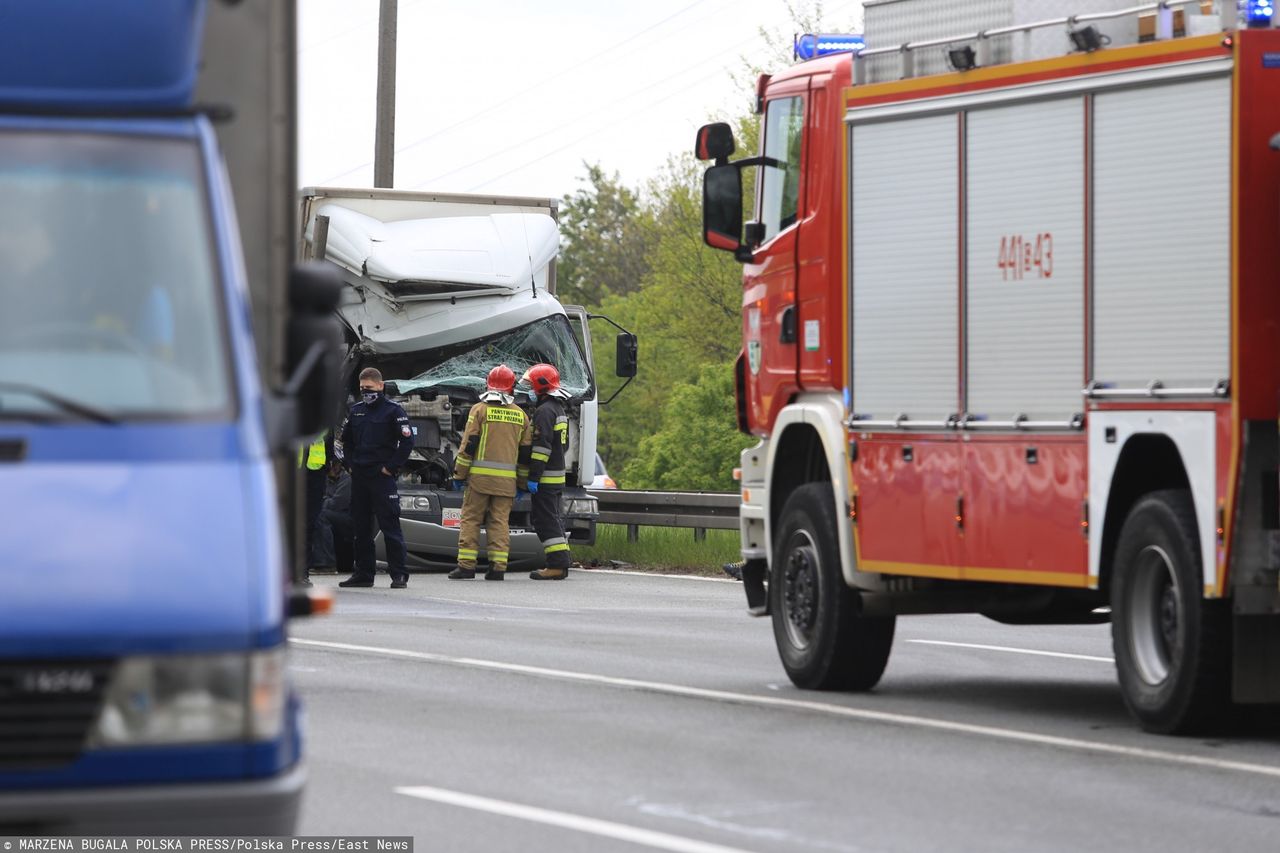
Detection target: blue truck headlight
<box><xmin>91</xmin><ymin>649</ymin><xmax>286</xmax><ymax>747</ymax></box>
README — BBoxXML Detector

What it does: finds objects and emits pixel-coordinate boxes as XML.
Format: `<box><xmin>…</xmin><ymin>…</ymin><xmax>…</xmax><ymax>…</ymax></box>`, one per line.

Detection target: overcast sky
<box><xmin>298</xmin><ymin>0</ymin><xmax>864</xmax><ymax>200</ymax></box>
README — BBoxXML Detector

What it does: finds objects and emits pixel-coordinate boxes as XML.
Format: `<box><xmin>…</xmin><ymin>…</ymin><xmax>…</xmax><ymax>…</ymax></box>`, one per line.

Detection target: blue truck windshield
<box><xmin>0</xmin><ymin>130</ymin><xmax>232</xmax><ymax>421</ymax></box>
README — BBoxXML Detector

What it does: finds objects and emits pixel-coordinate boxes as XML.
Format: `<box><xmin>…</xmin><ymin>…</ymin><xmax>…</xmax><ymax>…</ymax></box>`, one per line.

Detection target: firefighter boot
<box><xmin>484</xmin><ymin>569</ymin><xmax>504</xmax><ymax>581</ymax></box>
<box><xmin>448</xmin><ymin>567</ymin><xmax>475</xmax><ymax>579</ymax></box>
<box><xmin>529</xmin><ymin>567</ymin><xmax>567</xmax><ymax>580</ymax></box>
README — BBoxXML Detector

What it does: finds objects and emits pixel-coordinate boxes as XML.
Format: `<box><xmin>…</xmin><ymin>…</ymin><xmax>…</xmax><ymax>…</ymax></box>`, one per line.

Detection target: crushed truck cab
<box><xmin>300</xmin><ymin>188</ymin><xmax>634</xmax><ymax>571</ymax></box>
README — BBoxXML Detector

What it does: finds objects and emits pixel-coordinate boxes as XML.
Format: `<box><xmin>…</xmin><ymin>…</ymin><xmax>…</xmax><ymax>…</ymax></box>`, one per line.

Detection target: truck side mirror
<box><xmin>695</xmin><ymin>122</ymin><xmax>736</xmax><ymax>163</ymax></box>
<box><xmin>285</xmin><ymin>262</ymin><xmax>345</xmax><ymax>438</ymax></box>
<box><xmin>703</xmin><ymin>164</ymin><xmax>745</xmax><ymax>256</ymax></box>
<box><xmin>616</xmin><ymin>332</ymin><xmax>638</xmax><ymax>378</ymax></box>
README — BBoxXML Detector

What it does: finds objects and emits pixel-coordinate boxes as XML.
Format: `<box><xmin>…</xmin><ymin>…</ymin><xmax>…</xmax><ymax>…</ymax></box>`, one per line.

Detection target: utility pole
<box><xmin>373</xmin><ymin>0</ymin><xmax>397</xmax><ymax>188</ymax></box>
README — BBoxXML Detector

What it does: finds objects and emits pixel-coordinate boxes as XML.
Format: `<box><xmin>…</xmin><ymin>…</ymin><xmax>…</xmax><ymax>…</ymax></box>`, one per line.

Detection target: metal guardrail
<box><xmin>587</xmin><ymin>489</ymin><xmax>740</xmax><ymax>541</ymax></box>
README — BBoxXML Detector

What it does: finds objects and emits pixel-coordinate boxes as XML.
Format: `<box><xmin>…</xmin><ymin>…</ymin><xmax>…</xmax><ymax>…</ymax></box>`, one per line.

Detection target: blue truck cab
<box><xmin>0</xmin><ymin>0</ymin><xmax>339</xmax><ymax>834</ymax></box>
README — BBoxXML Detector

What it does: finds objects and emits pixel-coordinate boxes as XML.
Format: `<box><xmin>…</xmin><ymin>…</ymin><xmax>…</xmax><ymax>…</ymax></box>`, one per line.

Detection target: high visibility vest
<box><xmin>298</xmin><ymin>433</ymin><xmax>327</xmax><ymax>470</ymax></box>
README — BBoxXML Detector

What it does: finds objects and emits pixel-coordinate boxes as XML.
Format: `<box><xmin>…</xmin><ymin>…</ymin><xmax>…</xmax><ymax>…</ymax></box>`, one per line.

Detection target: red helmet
<box><xmin>522</xmin><ymin>363</ymin><xmax>561</xmax><ymax>396</ymax></box>
<box><xmin>486</xmin><ymin>364</ymin><xmax>516</xmax><ymax>395</ymax></box>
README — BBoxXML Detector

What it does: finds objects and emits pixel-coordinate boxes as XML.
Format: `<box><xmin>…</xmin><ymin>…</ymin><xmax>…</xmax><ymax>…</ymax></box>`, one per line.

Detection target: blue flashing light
<box><xmin>794</xmin><ymin>33</ymin><xmax>866</xmax><ymax>62</ymax></box>
<box><xmin>1245</xmin><ymin>0</ymin><xmax>1275</xmax><ymax>28</ymax></box>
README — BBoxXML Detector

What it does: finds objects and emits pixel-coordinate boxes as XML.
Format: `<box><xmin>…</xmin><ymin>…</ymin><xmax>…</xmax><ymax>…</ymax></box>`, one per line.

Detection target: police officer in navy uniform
<box><xmin>336</xmin><ymin>367</ymin><xmax>413</xmax><ymax>589</ymax></box>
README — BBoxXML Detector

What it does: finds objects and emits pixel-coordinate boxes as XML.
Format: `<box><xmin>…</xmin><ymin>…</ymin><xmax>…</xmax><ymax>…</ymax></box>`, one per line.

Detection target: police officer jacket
<box><xmin>338</xmin><ymin>395</ymin><xmax>413</xmax><ymax>475</ymax></box>
<box><xmin>528</xmin><ymin>396</ymin><xmax>568</xmax><ymax>488</ymax></box>
<box><xmin>453</xmin><ymin>398</ymin><xmax>533</xmax><ymax>497</ymax></box>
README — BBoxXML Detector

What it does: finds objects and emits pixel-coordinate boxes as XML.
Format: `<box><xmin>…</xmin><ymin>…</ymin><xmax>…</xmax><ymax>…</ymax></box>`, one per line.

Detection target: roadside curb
<box><xmin>578</xmin><ymin>567</ymin><xmax>740</xmax><ymax>583</ymax></box>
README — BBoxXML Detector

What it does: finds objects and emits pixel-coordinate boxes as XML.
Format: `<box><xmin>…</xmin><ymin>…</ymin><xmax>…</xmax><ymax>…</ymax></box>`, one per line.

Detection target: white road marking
<box><xmin>395</xmin><ymin>785</ymin><xmax>756</xmax><ymax>853</ymax></box>
<box><xmin>907</xmin><ymin>639</ymin><xmax>1114</xmax><ymax>663</ymax></box>
<box><xmin>292</xmin><ymin>638</ymin><xmax>1280</xmax><ymax>780</ymax></box>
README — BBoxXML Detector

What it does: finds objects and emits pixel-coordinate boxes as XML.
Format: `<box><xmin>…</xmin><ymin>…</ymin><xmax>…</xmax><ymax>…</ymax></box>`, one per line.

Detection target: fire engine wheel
<box><xmin>1110</xmin><ymin>489</ymin><xmax>1230</xmax><ymax>734</ymax></box>
<box><xmin>771</xmin><ymin>483</ymin><xmax>894</xmax><ymax>691</ymax></box>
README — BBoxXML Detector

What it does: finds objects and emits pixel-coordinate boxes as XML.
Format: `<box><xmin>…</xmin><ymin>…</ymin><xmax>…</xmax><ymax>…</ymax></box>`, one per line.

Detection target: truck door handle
<box><xmin>780</xmin><ymin>305</ymin><xmax>797</xmax><ymax>344</ymax></box>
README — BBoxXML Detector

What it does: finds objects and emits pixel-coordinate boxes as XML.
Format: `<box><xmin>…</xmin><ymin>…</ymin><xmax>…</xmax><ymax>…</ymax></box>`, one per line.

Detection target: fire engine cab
<box><xmin>698</xmin><ymin>0</ymin><xmax>1280</xmax><ymax>733</ymax></box>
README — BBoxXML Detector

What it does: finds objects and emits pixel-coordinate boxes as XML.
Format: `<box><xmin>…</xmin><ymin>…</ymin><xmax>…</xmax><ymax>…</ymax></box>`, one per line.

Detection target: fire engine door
<box><xmin>743</xmin><ymin>86</ymin><xmax>807</xmax><ymax>428</ymax></box>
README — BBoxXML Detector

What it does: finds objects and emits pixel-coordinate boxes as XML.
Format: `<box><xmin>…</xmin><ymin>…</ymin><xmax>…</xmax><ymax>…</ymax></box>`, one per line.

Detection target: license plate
<box><xmin>442</xmin><ymin>508</ymin><xmax>461</xmax><ymax>529</ymax></box>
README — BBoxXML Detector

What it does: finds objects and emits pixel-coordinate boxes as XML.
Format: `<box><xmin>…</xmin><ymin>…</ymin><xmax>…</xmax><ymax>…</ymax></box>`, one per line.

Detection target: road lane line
<box><xmin>291</xmin><ymin>638</ymin><xmax>1280</xmax><ymax>780</ymax></box>
<box><xmin>907</xmin><ymin>639</ymin><xmax>1114</xmax><ymax>663</ymax></box>
<box><xmin>395</xmin><ymin>785</ymin><xmax>756</xmax><ymax>853</ymax></box>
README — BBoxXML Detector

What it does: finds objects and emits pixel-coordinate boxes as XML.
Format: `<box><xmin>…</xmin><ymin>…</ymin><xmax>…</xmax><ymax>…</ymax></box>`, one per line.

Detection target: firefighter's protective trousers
<box><xmin>528</xmin><ymin>395</ymin><xmax>570</xmax><ymax>569</ymax></box>
<box><xmin>453</xmin><ymin>398</ymin><xmax>531</xmax><ymax>572</ymax></box>
<box><xmin>456</xmin><ymin>492</ymin><xmax>514</xmax><ymax>571</ymax></box>
<box><xmin>531</xmin><ymin>487</ymin><xmax>570</xmax><ymax>570</ymax></box>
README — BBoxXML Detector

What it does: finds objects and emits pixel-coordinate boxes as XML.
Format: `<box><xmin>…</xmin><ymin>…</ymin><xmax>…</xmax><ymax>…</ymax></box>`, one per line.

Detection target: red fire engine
<box><xmin>698</xmin><ymin>0</ymin><xmax>1280</xmax><ymax>733</ymax></box>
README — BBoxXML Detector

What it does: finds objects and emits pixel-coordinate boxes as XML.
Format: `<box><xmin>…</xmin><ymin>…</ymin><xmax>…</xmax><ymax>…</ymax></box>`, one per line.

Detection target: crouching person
<box><xmin>449</xmin><ymin>364</ymin><xmax>532</xmax><ymax>580</ymax></box>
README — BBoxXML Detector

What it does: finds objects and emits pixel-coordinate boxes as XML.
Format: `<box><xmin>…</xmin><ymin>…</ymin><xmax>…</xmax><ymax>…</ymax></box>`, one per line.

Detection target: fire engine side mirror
<box><xmin>695</xmin><ymin>122</ymin><xmax>736</xmax><ymax>163</ymax></box>
<box><xmin>703</xmin><ymin>164</ymin><xmax>746</xmax><ymax>259</ymax></box>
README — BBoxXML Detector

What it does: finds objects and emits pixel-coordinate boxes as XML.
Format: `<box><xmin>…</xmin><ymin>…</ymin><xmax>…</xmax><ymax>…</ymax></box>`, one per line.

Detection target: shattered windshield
<box><xmin>398</xmin><ymin>315</ymin><xmax>593</xmax><ymax>398</ymax></box>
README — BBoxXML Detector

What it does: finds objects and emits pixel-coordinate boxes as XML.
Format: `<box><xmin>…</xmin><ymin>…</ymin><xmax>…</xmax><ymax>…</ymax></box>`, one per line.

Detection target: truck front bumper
<box><xmin>0</xmin><ymin>761</ymin><xmax>304</xmax><ymax>835</ymax></box>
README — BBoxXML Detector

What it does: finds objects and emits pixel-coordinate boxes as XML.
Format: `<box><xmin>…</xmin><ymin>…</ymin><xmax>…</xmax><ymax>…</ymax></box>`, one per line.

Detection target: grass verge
<box><xmin>573</xmin><ymin>524</ymin><xmax>740</xmax><ymax>577</ymax></box>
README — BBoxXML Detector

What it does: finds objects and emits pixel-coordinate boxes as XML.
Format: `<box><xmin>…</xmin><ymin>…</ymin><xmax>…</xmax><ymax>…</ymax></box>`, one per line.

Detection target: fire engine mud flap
<box><xmin>743</xmin><ymin>558</ymin><xmax>768</xmax><ymax>616</ymax></box>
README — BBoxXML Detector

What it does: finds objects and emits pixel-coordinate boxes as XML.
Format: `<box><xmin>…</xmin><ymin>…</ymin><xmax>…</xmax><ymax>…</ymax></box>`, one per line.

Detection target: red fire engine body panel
<box><xmin>744</xmin><ymin>31</ymin><xmax>1280</xmax><ymax>593</ymax></box>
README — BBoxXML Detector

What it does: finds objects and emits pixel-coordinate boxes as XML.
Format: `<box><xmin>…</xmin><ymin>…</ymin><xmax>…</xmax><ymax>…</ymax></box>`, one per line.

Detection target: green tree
<box><xmin>621</xmin><ymin>363</ymin><xmax>751</xmax><ymax>492</ymax></box>
<box><xmin>557</xmin><ymin>164</ymin><xmax>655</xmax><ymax>306</ymax></box>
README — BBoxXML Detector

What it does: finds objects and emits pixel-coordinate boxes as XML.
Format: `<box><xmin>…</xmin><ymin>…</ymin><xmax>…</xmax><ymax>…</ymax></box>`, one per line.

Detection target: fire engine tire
<box><xmin>770</xmin><ymin>483</ymin><xmax>895</xmax><ymax>691</ymax></box>
<box><xmin>1110</xmin><ymin>489</ymin><xmax>1230</xmax><ymax>734</ymax></box>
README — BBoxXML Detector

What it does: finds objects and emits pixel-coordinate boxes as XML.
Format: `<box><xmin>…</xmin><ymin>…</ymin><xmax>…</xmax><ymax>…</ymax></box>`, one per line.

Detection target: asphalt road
<box><xmin>291</xmin><ymin>569</ymin><xmax>1280</xmax><ymax>853</ymax></box>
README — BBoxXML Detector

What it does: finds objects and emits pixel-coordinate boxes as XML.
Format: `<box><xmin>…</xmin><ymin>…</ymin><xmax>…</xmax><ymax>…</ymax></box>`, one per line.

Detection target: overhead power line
<box><xmin>317</xmin><ymin>0</ymin><xmax>720</xmax><ymax>185</ymax></box>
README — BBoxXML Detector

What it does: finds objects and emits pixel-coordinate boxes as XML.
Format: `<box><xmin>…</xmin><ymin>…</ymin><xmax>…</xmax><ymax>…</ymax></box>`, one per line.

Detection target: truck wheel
<box><xmin>1111</xmin><ymin>489</ymin><xmax>1230</xmax><ymax>734</ymax></box>
<box><xmin>771</xmin><ymin>483</ymin><xmax>894</xmax><ymax>691</ymax></box>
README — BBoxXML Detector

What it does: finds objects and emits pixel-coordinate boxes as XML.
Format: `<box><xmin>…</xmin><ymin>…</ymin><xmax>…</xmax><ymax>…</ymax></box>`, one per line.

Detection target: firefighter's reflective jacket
<box><xmin>453</xmin><ymin>399</ymin><xmax>533</xmax><ymax>497</ymax></box>
<box><xmin>528</xmin><ymin>396</ymin><xmax>568</xmax><ymax>487</ymax></box>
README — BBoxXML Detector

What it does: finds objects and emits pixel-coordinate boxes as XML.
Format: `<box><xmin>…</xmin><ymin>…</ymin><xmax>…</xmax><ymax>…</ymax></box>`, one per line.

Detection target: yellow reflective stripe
<box><xmin>489</xmin><ymin>551</ymin><xmax>509</xmax><ymax>561</ymax></box>
<box><xmin>541</xmin><ymin>475</ymin><xmax>566</xmax><ymax>485</ymax></box>
<box><xmin>458</xmin><ymin>549</ymin><xmax>478</xmax><ymax>559</ymax></box>
<box><xmin>545</xmin><ymin>543</ymin><xmax>570</xmax><ymax>554</ymax></box>
<box><xmin>478</xmin><ymin>421</ymin><xmax>490</xmax><ymax>462</ymax></box>
<box><xmin>486</xmin><ymin>407</ymin><xmax>526</xmax><ymax>425</ymax></box>
<box><xmin>530</xmin><ymin>451</ymin><xmax>550</xmax><ymax>462</ymax></box>
<box><xmin>517</xmin><ymin>466</ymin><xmax>529</xmax><ymax>477</ymax></box>
<box><xmin>470</xmin><ymin>466</ymin><xmax>517</xmax><ymax>478</ymax></box>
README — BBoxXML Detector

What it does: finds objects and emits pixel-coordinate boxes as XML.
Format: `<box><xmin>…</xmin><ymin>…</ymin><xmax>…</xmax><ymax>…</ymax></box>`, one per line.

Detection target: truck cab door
<box><xmin>563</xmin><ymin>304</ymin><xmax>597</xmax><ymax>486</ymax></box>
<box><xmin>743</xmin><ymin>86</ymin><xmax>808</xmax><ymax>430</ymax></box>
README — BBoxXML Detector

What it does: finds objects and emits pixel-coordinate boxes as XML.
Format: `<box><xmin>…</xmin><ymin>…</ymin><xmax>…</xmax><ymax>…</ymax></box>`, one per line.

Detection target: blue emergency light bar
<box><xmin>1246</xmin><ymin>0</ymin><xmax>1275</xmax><ymax>27</ymax></box>
<box><xmin>794</xmin><ymin>33</ymin><xmax>865</xmax><ymax>61</ymax></box>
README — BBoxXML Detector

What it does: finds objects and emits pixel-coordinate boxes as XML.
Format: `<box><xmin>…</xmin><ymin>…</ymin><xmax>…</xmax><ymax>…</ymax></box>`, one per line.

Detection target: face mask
<box><xmin>361</xmin><ymin>390</ymin><xmax>381</xmax><ymax>405</ymax></box>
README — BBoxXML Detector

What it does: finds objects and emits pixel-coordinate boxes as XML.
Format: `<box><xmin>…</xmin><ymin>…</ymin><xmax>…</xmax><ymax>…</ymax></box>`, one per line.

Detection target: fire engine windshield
<box><xmin>397</xmin><ymin>315</ymin><xmax>593</xmax><ymax>399</ymax></box>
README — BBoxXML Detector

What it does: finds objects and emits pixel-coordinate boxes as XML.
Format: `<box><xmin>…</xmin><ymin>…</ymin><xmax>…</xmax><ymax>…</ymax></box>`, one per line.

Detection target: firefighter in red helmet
<box><xmin>521</xmin><ymin>363</ymin><xmax>573</xmax><ymax>580</ymax></box>
<box><xmin>449</xmin><ymin>364</ymin><xmax>532</xmax><ymax>580</ymax></box>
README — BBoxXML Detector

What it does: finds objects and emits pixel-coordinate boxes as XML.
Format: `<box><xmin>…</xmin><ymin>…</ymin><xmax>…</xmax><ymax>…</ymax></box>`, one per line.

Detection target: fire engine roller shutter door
<box><xmin>1093</xmin><ymin>76</ymin><xmax>1230</xmax><ymax>389</ymax></box>
<box><xmin>966</xmin><ymin>97</ymin><xmax>1084</xmax><ymax>421</ymax></box>
<box><xmin>851</xmin><ymin>114</ymin><xmax>958</xmax><ymax>421</ymax></box>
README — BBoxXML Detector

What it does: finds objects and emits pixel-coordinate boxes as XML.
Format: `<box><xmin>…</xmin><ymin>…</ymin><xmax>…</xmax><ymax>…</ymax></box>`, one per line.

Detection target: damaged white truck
<box><xmin>298</xmin><ymin>187</ymin><xmax>636</xmax><ymax>572</ymax></box>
